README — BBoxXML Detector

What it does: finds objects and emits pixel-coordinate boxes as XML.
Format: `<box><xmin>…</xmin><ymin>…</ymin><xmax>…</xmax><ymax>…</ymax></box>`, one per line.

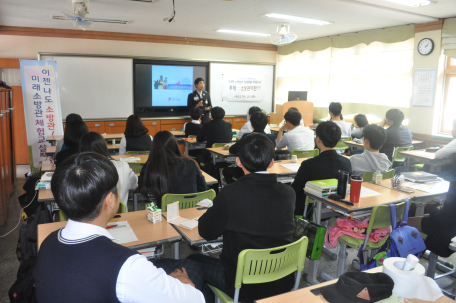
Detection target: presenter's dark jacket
<box><xmin>199</xmin><ymin>173</ymin><xmax>295</xmax><ymax>302</ymax></box>
<box><xmin>187</xmin><ymin>90</ymin><xmax>212</xmax><ymax>124</ymax></box>
<box><xmin>379</xmin><ymin>125</ymin><xmax>412</xmax><ymax>161</ymax></box>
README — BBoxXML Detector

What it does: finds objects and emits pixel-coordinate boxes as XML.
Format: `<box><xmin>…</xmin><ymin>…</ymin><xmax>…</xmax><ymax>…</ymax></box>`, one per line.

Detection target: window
<box><xmin>440</xmin><ymin>57</ymin><xmax>456</xmax><ymax>134</ymax></box>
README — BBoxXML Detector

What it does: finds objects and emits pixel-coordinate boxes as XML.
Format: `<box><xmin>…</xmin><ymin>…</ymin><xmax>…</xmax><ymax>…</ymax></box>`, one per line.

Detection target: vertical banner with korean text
<box><xmin>221</xmin><ymin>75</ymin><xmax>267</xmax><ymax>102</ymax></box>
<box><xmin>20</xmin><ymin>60</ymin><xmax>63</xmax><ymax>169</ymax></box>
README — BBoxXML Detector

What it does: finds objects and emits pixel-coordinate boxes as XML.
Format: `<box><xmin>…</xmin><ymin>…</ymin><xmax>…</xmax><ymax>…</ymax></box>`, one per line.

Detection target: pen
<box><xmin>106</xmin><ymin>225</ymin><xmax>117</xmax><ymax>229</ymax></box>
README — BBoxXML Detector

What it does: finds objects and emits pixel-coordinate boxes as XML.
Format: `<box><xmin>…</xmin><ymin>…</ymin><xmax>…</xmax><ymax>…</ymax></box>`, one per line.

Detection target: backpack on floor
<box><xmin>8</xmin><ymin>258</ymin><xmax>37</xmax><ymax>303</ymax></box>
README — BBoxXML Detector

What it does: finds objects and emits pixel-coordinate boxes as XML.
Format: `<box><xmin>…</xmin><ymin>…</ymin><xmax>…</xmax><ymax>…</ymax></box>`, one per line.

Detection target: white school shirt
<box><xmin>276</xmin><ymin>126</ymin><xmax>315</xmax><ymax>151</ymax></box>
<box><xmin>237</xmin><ymin>122</ymin><xmax>271</xmax><ymax>139</ymax></box>
<box><xmin>110</xmin><ymin>160</ymin><xmax>138</xmax><ymax>207</ymax></box>
<box><xmin>119</xmin><ymin>135</ymin><xmax>154</xmax><ymax>155</ymax></box>
<box><xmin>60</xmin><ymin>220</ymin><xmax>205</xmax><ymax>303</ymax></box>
<box><xmin>435</xmin><ymin>139</ymin><xmax>456</xmax><ymax>159</ymax></box>
<box><xmin>332</xmin><ymin>120</ymin><xmax>352</xmax><ymax>138</ymax></box>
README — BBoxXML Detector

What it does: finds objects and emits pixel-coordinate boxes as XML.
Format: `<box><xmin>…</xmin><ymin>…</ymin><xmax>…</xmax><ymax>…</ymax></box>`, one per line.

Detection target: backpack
<box><xmin>388</xmin><ymin>199</ymin><xmax>426</xmax><ymax>258</ymax></box>
<box><xmin>8</xmin><ymin>258</ymin><xmax>37</xmax><ymax>303</ymax></box>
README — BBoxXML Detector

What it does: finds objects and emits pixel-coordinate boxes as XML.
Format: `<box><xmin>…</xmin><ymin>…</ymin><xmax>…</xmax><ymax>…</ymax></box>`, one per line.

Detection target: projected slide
<box><xmin>152</xmin><ymin>65</ymin><xmax>193</xmax><ymax>106</ymax></box>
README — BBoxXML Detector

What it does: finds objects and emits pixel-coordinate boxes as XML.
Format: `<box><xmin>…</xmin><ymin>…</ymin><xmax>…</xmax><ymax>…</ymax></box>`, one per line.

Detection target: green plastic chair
<box><xmin>291</xmin><ymin>149</ymin><xmax>319</xmax><ymax>159</ymax></box>
<box><xmin>362</xmin><ymin>169</ymin><xmax>396</xmax><ymax>182</ymax></box>
<box><xmin>128</xmin><ymin>162</ymin><xmax>145</xmax><ymax>174</ymax></box>
<box><xmin>60</xmin><ymin>202</ymin><xmax>127</xmax><ymax>221</ymax></box>
<box><xmin>336</xmin><ymin>201</ymin><xmax>406</xmax><ymax>277</ymax></box>
<box><xmin>334</xmin><ymin>137</ymin><xmax>352</xmax><ymax>151</ymax></box>
<box><xmin>212</xmin><ymin>143</ymin><xmax>230</xmax><ymax>148</ymax></box>
<box><xmin>126</xmin><ymin>151</ymin><xmax>149</xmax><ymax>155</ymax></box>
<box><xmin>188</xmin><ymin>135</ymin><xmax>197</xmax><ymax>138</ymax></box>
<box><xmin>28</xmin><ymin>146</ymin><xmax>40</xmax><ymax>174</ymax></box>
<box><xmin>391</xmin><ymin>146</ymin><xmax>413</xmax><ymax>164</ymax></box>
<box><xmin>208</xmin><ymin>236</ymin><xmax>309</xmax><ymax>303</ymax></box>
<box><xmin>161</xmin><ymin>189</ymin><xmax>216</xmax><ymax>212</ymax></box>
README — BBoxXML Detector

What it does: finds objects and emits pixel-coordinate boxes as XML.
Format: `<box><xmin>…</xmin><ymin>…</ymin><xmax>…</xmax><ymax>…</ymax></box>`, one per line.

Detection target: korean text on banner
<box><xmin>20</xmin><ymin>60</ymin><xmax>63</xmax><ymax>169</ymax></box>
<box><xmin>222</xmin><ymin>75</ymin><xmax>267</xmax><ymax>102</ymax></box>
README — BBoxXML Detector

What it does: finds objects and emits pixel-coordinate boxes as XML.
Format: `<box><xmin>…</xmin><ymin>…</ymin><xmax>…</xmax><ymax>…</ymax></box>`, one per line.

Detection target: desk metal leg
<box><xmin>172</xmin><ymin>242</ymin><xmax>180</xmax><ymax>259</ymax></box>
<box><xmin>415</xmin><ymin>204</ymin><xmax>425</xmax><ymax>217</ymax></box>
<box><xmin>134</xmin><ymin>193</ymin><xmax>138</xmax><ymax>212</ymax></box>
<box><xmin>405</xmin><ymin>157</ymin><xmax>410</xmax><ymax>171</ymax></box>
<box><xmin>307</xmin><ymin>200</ymin><xmax>322</xmax><ymax>285</ymax></box>
<box><xmin>185</xmin><ymin>142</ymin><xmax>189</xmax><ymax>157</ymax></box>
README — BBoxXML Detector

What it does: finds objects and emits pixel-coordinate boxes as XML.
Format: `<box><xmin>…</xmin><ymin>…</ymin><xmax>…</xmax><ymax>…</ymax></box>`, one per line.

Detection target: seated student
<box><xmin>351</xmin><ymin>114</ymin><xmax>369</xmax><ymax>139</ymax></box>
<box><xmin>119</xmin><ymin>115</ymin><xmax>153</xmax><ymax>155</ymax></box>
<box><xmin>278</xmin><ymin>107</ymin><xmax>305</xmax><ymax>129</ymax></box>
<box><xmin>79</xmin><ymin>132</ymin><xmax>138</xmax><ymax>207</ymax></box>
<box><xmin>184</xmin><ymin>107</ymin><xmax>203</xmax><ymax>137</ymax></box>
<box><xmin>434</xmin><ymin>119</ymin><xmax>456</xmax><ymax>181</ymax></box>
<box><xmin>35</xmin><ymin>153</ymin><xmax>205</xmax><ymax>302</ymax></box>
<box><xmin>237</xmin><ymin>106</ymin><xmax>271</xmax><ymax>140</ymax></box>
<box><xmin>138</xmin><ymin>131</ymin><xmax>207</xmax><ymax>208</ymax></box>
<box><xmin>291</xmin><ymin>121</ymin><xmax>352</xmax><ymax>216</ymax></box>
<box><xmin>379</xmin><ymin>109</ymin><xmax>412</xmax><ymax>161</ymax></box>
<box><xmin>276</xmin><ymin>110</ymin><xmax>314</xmax><ymax>151</ymax></box>
<box><xmin>223</xmin><ymin>112</ymin><xmax>276</xmax><ymax>184</ymax></box>
<box><xmin>350</xmin><ymin>124</ymin><xmax>392</xmax><ymax>177</ymax></box>
<box><xmin>329</xmin><ymin>102</ymin><xmax>351</xmax><ymax>138</ymax></box>
<box><xmin>55</xmin><ymin>120</ymin><xmax>88</xmax><ymax>166</ymax></box>
<box><xmin>189</xmin><ymin>133</ymin><xmax>296</xmax><ymax>303</ymax></box>
<box><xmin>55</xmin><ymin>113</ymin><xmax>83</xmax><ymax>154</ymax></box>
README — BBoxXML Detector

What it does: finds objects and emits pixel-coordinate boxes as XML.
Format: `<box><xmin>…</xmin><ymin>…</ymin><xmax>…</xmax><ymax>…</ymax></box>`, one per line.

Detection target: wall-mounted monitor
<box><xmin>288</xmin><ymin>91</ymin><xmax>307</xmax><ymax>101</ymax></box>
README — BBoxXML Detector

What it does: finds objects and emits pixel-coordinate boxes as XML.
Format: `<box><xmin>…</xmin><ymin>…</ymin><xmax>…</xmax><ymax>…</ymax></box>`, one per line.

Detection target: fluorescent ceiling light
<box><xmin>381</xmin><ymin>0</ymin><xmax>435</xmax><ymax>7</ymax></box>
<box><xmin>51</xmin><ymin>16</ymin><xmax>131</xmax><ymax>24</ymax></box>
<box><xmin>216</xmin><ymin>29</ymin><xmax>270</xmax><ymax>37</ymax></box>
<box><xmin>264</xmin><ymin>13</ymin><xmax>331</xmax><ymax>25</ymax></box>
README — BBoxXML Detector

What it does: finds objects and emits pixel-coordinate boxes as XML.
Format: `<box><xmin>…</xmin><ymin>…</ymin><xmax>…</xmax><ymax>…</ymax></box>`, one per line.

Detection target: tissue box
<box><xmin>372</xmin><ymin>171</ymin><xmax>383</xmax><ymax>184</ymax></box>
<box><xmin>146</xmin><ymin>202</ymin><xmax>162</xmax><ymax>224</ymax></box>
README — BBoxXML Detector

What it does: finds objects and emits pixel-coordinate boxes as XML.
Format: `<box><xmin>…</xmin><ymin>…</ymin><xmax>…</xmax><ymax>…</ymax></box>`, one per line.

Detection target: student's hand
<box><xmin>170</xmin><ymin>268</ymin><xmax>195</xmax><ymax>288</ymax></box>
<box><xmin>279</xmin><ymin>124</ymin><xmax>288</xmax><ymax>132</ymax></box>
<box><xmin>197</xmin><ymin>101</ymin><xmax>203</xmax><ymax>107</ymax></box>
<box><xmin>205</xmin><ymin>106</ymin><xmax>211</xmax><ymax>111</ymax></box>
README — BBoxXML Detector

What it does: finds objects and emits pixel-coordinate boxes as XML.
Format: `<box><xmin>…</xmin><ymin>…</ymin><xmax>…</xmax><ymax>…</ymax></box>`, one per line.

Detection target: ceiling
<box><xmin>0</xmin><ymin>0</ymin><xmax>455</xmax><ymax>44</ymax></box>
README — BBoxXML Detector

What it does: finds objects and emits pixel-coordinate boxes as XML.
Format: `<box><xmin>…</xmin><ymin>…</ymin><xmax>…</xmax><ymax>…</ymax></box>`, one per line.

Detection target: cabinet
<box><xmin>105</xmin><ymin>121</ymin><xmax>126</xmax><ymax>134</ymax></box>
<box><xmin>85</xmin><ymin>121</ymin><xmax>106</xmax><ymax>134</ymax></box>
<box><xmin>143</xmin><ymin>120</ymin><xmax>161</xmax><ymax>137</ymax></box>
<box><xmin>232</xmin><ymin>118</ymin><xmax>247</xmax><ymax>130</ymax></box>
<box><xmin>223</xmin><ymin>118</ymin><xmax>233</xmax><ymax>125</ymax></box>
<box><xmin>11</xmin><ymin>86</ymin><xmax>28</xmax><ymax>164</ymax></box>
<box><xmin>160</xmin><ymin>119</ymin><xmax>188</xmax><ymax>132</ymax></box>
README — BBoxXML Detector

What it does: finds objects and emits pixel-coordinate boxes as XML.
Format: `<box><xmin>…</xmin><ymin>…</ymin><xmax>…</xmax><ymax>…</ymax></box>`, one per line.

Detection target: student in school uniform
<box><xmin>187</xmin><ymin>77</ymin><xmax>212</xmax><ymax>124</ymax></box>
<box><xmin>350</xmin><ymin>124</ymin><xmax>392</xmax><ymax>177</ymax></box>
<box><xmin>278</xmin><ymin>107</ymin><xmax>305</xmax><ymax>129</ymax></box>
<box><xmin>222</xmin><ymin>112</ymin><xmax>276</xmax><ymax>184</ymax></box>
<box><xmin>184</xmin><ymin>107</ymin><xmax>203</xmax><ymax>138</ymax></box>
<box><xmin>119</xmin><ymin>115</ymin><xmax>153</xmax><ymax>155</ymax></box>
<box><xmin>291</xmin><ymin>121</ymin><xmax>352</xmax><ymax>216</ymax></box>
<box><xmin>434</xmin><ymin>119</ymin><xmax>456</xmax><ymax>181</ymax></box>
<box><xmin>79</xmin><ymin>132</ymin><xmax>138</xmax><ymax>207</ymax></box>
<box><xmin>54</xmin><ymin>120</ymin><xmax>88</xmax><ymax>166</ymax></box>
<box><xmin>189</xmin><ymin>133</ymin><xmax>296</xmax><ymax>303</ymax></box>
<box><xmin>378</xmin><ymin>109</ymin><xmax>412</xmax><ymax>161</ymax></box>
<box><xmin>138</xmin><ymin>130</ymin><xmax>207</xmax><ymax>208</ymax></box>
<box><xmin>351</xmin><ymin>114</ymin><xmax>369</xmax><ymax>139</ymax></box>
<box><xmin>236</xmin><ymin>106</ymin><xmax>272</xmax><ymax>140</ymax></box>
<box><xmin>276</xmin><ymin>110</ymin><xmax>314</xmax><ymax>151</ymax></box>
<box><xmin>329</xmin><ymin>102</ymin><xmax>352</xmax><ymax>138</ymax></box>
<box><xmin>55</xmin><ymin>113</ymin><xmax>83</xmax><ymax>155</ymax></box>
<box><xmin>34</xmin><ymin>152</ymin><xmax>205</xmax><ymax>303</ymax></box>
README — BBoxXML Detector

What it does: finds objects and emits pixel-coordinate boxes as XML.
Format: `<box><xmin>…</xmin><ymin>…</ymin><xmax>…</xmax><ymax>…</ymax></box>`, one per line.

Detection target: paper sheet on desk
<box><xmin>402</xmin><ymin>183</ymin><xmax>439</xmax><ymax>193</ymax></box>
<box><xmin>360</xmin><ymin>186</ymin><xmax>382</xmax><ymax>198</ymax></box>
<box><xmin>120</xmin><ymin>157</ymin><xmax>141</xmax><ymax>163</ymax></box>
<box><xmin>280</xmin><ymin>163</ymin><xmax>301</xmax><ymax>172</ymax></box>
<box><xmin>107</xmin><ymin>221</ymin><xmax>138</xmax><ymax>244</ymax></box>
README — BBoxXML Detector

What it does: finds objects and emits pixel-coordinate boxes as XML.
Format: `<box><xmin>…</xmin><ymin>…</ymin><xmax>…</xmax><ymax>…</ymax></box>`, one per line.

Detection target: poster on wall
<box><xmin>221</xmin><ymin>75</ymin><xmax>267</xmax><ymax>102</ymax></box>
<box><xmin>412</xmin><ymin>69</ymin><xmax>436</xmax><ymax>107</ymax></box>
<box><xmin>20</xmin><ymin>60</ymin><xmax>63</xmax><ymax>169</ymax></box>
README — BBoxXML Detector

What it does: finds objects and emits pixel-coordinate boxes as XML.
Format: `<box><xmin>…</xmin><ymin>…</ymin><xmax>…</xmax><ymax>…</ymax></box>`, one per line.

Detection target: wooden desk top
<box><xmin>41</xmin><ymin>161</ymin><xmax>54</xmax><ymax>172</ymax></box>
<box><xmin>37</xmin><ymin>210</ymin><xmax>181</xmax><ymax>251</ymax></box>
<box><xmin>375</xmin><ymin>179</ymin><xmax>450</xmax><ymax>198</ymax></box>
<box><xmin>202</xmin><ymin>171</ymin><xmax>217</xmax><ymax>185</ymax></box>
<box><xmin>183</xmin><ymin>137</ymin><xmax>236</xmax><ymax>144</ymax></box>
<box><xmin>46</xmin><ymin>145</ymin><xmax>56</xmax><ymax>155</ymax></box>
<box><xmin>46</xmin><ymin>133</ymin><xmax>124</xmax><ymax>142</ymax></box>
<box><xmin>345</xmin><ymin>140</ymin><xmax>423</xmax><ymax>148</ymax></box>
<box><xmin>163</xmin><ymin>207</ymin><xmax>209</xmax><ymax>245</ymax></box>
<box><xmin>112</xmin><ymin>154</ymin><xmax>149</xmax><ymax>162</ymax></box>
<box><xmin>107</xmin><ymin>144</ymin><xmax>119</xmax><ymax>150</ymax></box>
<box><xmin>171</xmin><ymin>131</ymin><xmax>185</xmax><ymax>136</ymax></box>
<box><xmin>400</xmin><ymin>150</ymin><xmax>438</xmax><ymax>160</ymax></box>
<box><xmin>207</xmin><ymin>147</ymin><xmax>234</xmax><ymax>157</ymax></box>
<box><xmin>268</xmin><ymin>159</ymin><xmax>307</xmax><ymax>174</ymax></box>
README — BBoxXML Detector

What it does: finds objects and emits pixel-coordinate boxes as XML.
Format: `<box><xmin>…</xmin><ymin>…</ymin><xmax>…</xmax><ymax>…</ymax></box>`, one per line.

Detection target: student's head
<box><xmin>79</xmin><ymin>132</ymin><xmax>111</xmax><ymax>158</ymax></box>
<box><xmin>354</xmin><ymin>114</ymin><xmax>368</xmax><ymax>128</ymax></box>
<box><xmin>51</xmin><ymin>153</ymin><xmax>119</xmax><ymax>222</ymax></box>
<box><xmin>248</xmin><ymin>106</ymin><xmax>262</xmax><ymax>118</ymax></box>
<box><xmin>236</xmin><ymin>133</ymin><xmax>274</xmax><ymax>173</ymax></box>
<box><xmin>190</xmin><ymin>107</ymin><xmax>202</xmax><ymax>121</ymax></box>
<box><xmin>63</xmin><ymin>120</ymin><xmax>89</xmax><ymax>148</ymax></box>
<box><xmin>315</xmin><ymin>121</ymin><xmax>341</xmax><ymax>149</ymax></box>
<box><xmin>329</xmin><ymin>102</ymin><xmax>343</xmax><ymax>118</ymax></box>
<box><xmin>284</xmin><ymin>109</ymin><xmax>302</xmax><ymax>127</ymax></box>
<box><xmin>65</xmin><ymin>113</ymin><xmax>82</xmax><ymax>124</ymax></box>
<box><xmin>211</xmin><ymin>107</ymin><xmax>225</xmax><ymax>120</ymax></box>
<box><xmin>250</xmin><ymin>112</ymin><xmax>268</xmax><ymax>132</ymax></box>
<box><xmin>363</xmin><ymin>124</ymin><xmax>387</xmax><ymax>151</ymax></box>
<box><xmin>385</xmin><ymin>109</ymin><xmax>405</xmax><ymax>126</ymax></box>
<box><xmin>194</xmin><ymin>78</ymin><xmax>205</xmax><ymax>91</ymax></box>
<box><xmin>124</xmin><ymin>115</ymin><xmax>148</xmax><ymax>136</ymax></box>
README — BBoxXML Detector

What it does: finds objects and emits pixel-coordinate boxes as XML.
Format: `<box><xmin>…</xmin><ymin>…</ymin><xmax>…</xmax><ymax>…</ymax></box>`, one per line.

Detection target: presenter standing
<box><xmin>187</xmin><ymin>78</ymin><xmax>212</xmax><ymax>124</ymax></box>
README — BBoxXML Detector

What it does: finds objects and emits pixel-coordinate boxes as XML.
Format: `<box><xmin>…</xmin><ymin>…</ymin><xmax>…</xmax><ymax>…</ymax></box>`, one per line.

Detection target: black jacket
<box><xmin>55</xmin><ymin>146</ymin><xmax>79</xmax><ymax>166</ymax></box>
<box><xmin>199</xmin><ymin>173</ymin><xmax>295</xmax><ymax>303</ymax></box>
<box><xmin>229</xmin><ymin>130</ymin><xmax>276</xmax><ymax>154</ymax></box>
<box><xmin>379</xmin><ymin>125</ymin><xmax>412</xmax><ymax>161</ymax></box>
<box><xmin>291</xmin><ymin>150</ymin><xmax>352</xmax><ymax>216</ymax></box>
<box><xmin>197</xmin><ymin>119</ymin><xmax>232</xmax><ymax>148</ymax></box>
<box><xmin>184</xmin><ymin>122</ymin><xmax>203</xmax><ymax>137</ymax></box>
<box><xmin>187</xmin><ymin>90</ymin><xmax>212</xmax><ymax>124</ymax></box>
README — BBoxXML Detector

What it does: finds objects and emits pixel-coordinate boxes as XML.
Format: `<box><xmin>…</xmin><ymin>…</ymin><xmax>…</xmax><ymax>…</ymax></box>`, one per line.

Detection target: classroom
<box><xmin>1</xmin><ymin>0</ymin><xmax>456</xmax><ymax>302</ymax></box>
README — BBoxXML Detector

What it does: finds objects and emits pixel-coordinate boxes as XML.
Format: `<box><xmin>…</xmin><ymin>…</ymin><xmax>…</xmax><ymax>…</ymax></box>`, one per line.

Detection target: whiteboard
<box><xmin>210</xmin><ymin>63</ymin><xmax>275</xmax><ymax>116</ymax></box>
<box><xmin>41</xmin><ymin>55</ymin><xmax>133</xmax><ymax>119</ymax></box>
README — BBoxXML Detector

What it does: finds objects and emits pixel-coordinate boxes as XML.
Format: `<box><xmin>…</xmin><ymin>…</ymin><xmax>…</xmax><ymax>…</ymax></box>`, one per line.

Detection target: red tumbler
<box><xmin>350</xmin><ymin>176</ymin><xmax>363</xmax><ymax>203</ymax></box>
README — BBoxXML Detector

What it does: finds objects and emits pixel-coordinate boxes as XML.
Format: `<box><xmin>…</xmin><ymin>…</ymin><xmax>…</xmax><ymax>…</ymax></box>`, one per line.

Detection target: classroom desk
<box><xmin>41</xmin><ymin>160</ymin><xmax>54</xmax><ymax>173</ymax></box>
<box><xmin>400</xmin><ymin>150</ymin><xmax>453</xmax><ymax>173</ymax></box>
<box><xmin>37</xmin><ymin>210</ymin><xmax>182</xmax><ymax>258</ymax></box>
<box><xmin>181</xmin><ymin>137</ymin><xmax>237</xmax><ymax>157</ymax></box>
<box><xmin>112</xmin><ymin>154</ymin><xmax>148</xmax><ymax>162</ymax></box>
<box><xmin>46</xmin><ymin>144</ymin><xmax>119</xmax><ymax>157</ymax></box>
<box><xmin>344</xmin><ymin>140</ymin><xmax>423</xmax><ymax>154</ymax></box>
<box><xmin>46</xmin><ymin>133</ymin><xmax>125</xmax><ymax>145</ymax></box>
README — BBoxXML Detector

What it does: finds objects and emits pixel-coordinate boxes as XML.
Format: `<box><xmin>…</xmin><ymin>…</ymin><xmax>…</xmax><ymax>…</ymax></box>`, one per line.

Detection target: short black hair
<box><xmin>237</xmin><ymin>133</ymin><xmax>274</xmax><ymax>173</ymax></box>
<box><xmin>385</xmin><ymin>109</ymin><xmax>405</xmax><ymax>126</ymax></box>
<box><xmin>363</xmin><ymin>124</ymin><xmax>387</xmax><ymax>150</ymax></box>
<box><xmin>194</xmin><ymin>78</ymin><xmax>204</xmax><ymax>86</ymax></box>
<box><xmin>316</xmin><ymin>121</ymin><xmax>341</xmax><ymax>148</ymax></box>
<box><xmin>354</xmin><ymin>114</ymin><xmax>369</xmax><ymax>128</ymax></box>
<box><xmin>250</xmin><ymin>112</ymin><xmax>268</xmax><ymax>132</ymax></box>
<box><xmin>63</xmin><ymin>120</ymin><xmax>89</xmax><ymax>148</ymax></box>
<box><xmin>124</xmin><ymin>115</ymin><xmax>148</xmax><ymax>137</ymax></box>
<box><xmin>65</xmin><ymin>113</ymin><xmax>82</xmax><ymax>124</ymax></box>
<box><xmin>51</xmin><ymin>153</ymin><xmax>118</xmax><ymax>221</ymax></box>
<box><xmin>248</xmin><ymin>106</ymin><xmax>262</xmax><ymax>116</ymax></box>
<box><xmin>329</xmin><ymin>102</ymin><xmax>342</xmax><ymax>117</ymax></box>
<box><xmin>79</xmin><ymin>132</ymin><xmax>112</xmax><ymax>159</ymax></box>
<box><xmin>211</xmin><ymin>106</ymin><xmax>225</xmax><ymax>120</ymax></box>
<box><xmin>284</xmin><ymin>110</ymin><xmax>302</xmax><ymax>126</ymax></box>
<box><xmin>190</xmin><ymin>107</ymin><xmax>202</xmax><ymax>120</ymax></box>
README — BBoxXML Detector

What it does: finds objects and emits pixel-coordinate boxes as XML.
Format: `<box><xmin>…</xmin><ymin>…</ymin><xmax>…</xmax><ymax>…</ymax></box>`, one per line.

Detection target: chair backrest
<box><xmin>126</xmin><ymin>151</ymin><xmax>149</xmax><ymax>155</ymax></box>
<box><xmin>391</xmin><ymin>146</ymin><xmax>413</xmax><ymax>163</ymax></box>
<box><xmin>366</xmin><ymin>202</ymin><xmax>406</xmax><ymax>234</ymax></box>
<box><xmin>234</xmin><ymin>236</ymin><xmax>308</xmax><ymax>289</ymax></box>
<box><xmin>28</xmin><ymin>146</ymin><xmax>40</xmax><ymax>174</ymax></box>
<box><xmin>334</xmin><ymin>139</ymin><xmax>349</xmax><ymax>150</ymax></box>
<box><xmin>291</xmin><ymin>149</ymin><xmax>319</xmax><ymax>159</ymax></box>
<box><xmin>127</xmin><ymin>162</ymin><xmax>145</xmax><ymax>174</ymax></box>
<box><xmin>188</xmin><ymin>135</ymin><xmax>197</xmax><ymax>138</ymax></box>
<box><xmin>362</xmin><ymin>168</ymin><xmax>396</xmax><ymax>182</ymax></box>
<box><xmin>161</xmin><ymin>189</ymin><xmax>216</xmax><ymax>212</ymax></box>
<box><xmin>212</xmin><ymin>143</ymin><xmax>230</xmax><ymax>148</ymax></box>
<box><xmin>362</xmin><ymin>172</ymin><xmax>374</xmax><ymax>182</ymax></box>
